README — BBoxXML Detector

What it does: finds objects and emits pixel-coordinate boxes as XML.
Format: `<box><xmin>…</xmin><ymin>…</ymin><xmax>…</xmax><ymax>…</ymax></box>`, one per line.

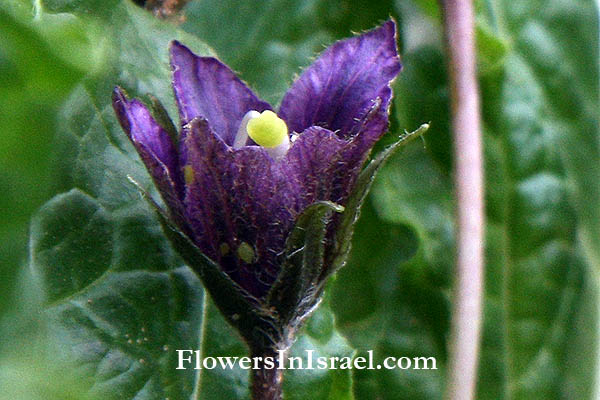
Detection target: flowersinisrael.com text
<box><xmin>176</xmin><ymin>350</ymin><xmax>437</xmax><ymax>371</ymax></box>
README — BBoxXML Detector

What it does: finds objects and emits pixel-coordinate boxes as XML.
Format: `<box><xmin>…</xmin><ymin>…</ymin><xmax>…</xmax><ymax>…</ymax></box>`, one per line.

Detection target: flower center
<box><xmin>233</xmin><ymin>110</ymin><xmax>290</xmax><ymax>160</ymax></box>
<box><xmin>246</xmin><ymin>110</ymin><xmax>288</xmax><ymax>148</ymax></box>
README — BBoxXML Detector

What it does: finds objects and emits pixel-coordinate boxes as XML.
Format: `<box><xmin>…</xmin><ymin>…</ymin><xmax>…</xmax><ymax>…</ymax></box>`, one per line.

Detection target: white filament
<box><xmin>233</xmin><ymin>110</ymin><xmax>260</xmax><ymax>149</ymax></box>
<box><xmin>264</xmin><ymin>135</ymin><xmax>290</xmax><ymax>160</ymax></box>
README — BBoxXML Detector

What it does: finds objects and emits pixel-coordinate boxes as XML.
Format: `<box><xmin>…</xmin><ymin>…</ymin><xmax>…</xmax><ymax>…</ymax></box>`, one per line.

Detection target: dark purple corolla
<box><xmin>113</xmin><ymin>19</ymin><xmax>417</xmax><ymax>399</ymax></box>
<box><xmin>113</xmin><ymin>20</ymin><xmax>400</xmax><ymax>298</ymax></box>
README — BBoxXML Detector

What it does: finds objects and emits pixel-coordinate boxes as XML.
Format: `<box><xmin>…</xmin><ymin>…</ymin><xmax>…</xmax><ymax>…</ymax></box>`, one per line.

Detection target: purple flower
<box><xmin>112</xmin><ymin>20</ymin><xmax>401</xmax><ymax>301</ymax></box>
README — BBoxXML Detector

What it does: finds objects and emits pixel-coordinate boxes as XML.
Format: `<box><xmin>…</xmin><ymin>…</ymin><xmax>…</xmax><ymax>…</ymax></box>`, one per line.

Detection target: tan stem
<box><xmin>441</xmin><ymin>1</ymin><xmax>485</xmax><ymax>400</ymax></box>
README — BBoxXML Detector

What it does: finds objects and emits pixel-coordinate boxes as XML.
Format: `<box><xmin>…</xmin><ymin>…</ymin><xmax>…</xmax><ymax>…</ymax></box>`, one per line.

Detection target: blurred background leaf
<box><xmin>0</xmin><ymin>1</ymin><xmax>90</xmax><ymax>318</ymax></box>
<box><xmin>1</xmin><ymin>0</ymin><xmax>598</xmax><ymax>399</ymax></box>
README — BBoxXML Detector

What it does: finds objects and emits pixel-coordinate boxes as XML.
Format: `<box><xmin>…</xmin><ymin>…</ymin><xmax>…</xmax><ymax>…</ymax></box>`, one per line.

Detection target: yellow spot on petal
<box><xmin>220</xmin><ymin>242</ymin><xmax>230</xmax><ymax>256</ymax></box>
<box><xmin>184</xmin><ymin>165</ymin><xmax>194</xmax><ymax>185</ymax></box>
<box><xmin>237</xmin><ymin>242</ymin><xmax>255</xmax><ymax>264</ymax></box>
<box><xmin>246</xmin><ymin>110</ymin><xmax>288</xmax><ymax>148</ymax></box>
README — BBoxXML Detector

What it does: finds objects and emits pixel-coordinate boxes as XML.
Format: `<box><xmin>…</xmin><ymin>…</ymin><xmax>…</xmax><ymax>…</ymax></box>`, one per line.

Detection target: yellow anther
<box><xmin>219</xmin><ymin>243</ymin><xmax>230</xmax><ymax>256</ymax></box>
<box><xmin>246</xmin><ymin>110</ymin><xmax>288</xmax><ymax>148</ymax></box>
<box><xmin>237</xmin><ymin>242</ymin><xmax>255</xmax><ymax>264</ymax></box>
<box><xmin>184</xmin><ymin>165</ymin><xmax>195</xmax><ymax>185</ymax></box>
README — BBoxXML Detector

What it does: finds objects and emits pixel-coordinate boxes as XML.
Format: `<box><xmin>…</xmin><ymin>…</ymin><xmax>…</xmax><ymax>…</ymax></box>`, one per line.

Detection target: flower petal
<box><xmin>112</xmin><ymin>87</ymin><xmax>178</xmax><ymax>171</ymax></box>
<box><xmin>170</xmin><ymin>41</ymin><xmax>272</xmax><ymax>145</ymax></box>
<box><xmin>182</xmin><ymin>119</ymin><xmax>296</xmax><ymax>298</ymax></box>
<box><xmin>283</xmin><ymin>127</ymin><xmax>364</xmax><ymax>208</ymax></box>
<box><xmin>112</xmin><ymin>87</ymin><xmax>186</xmax><ymax>226</ymax></box>
<box><xmin>279</xmin><ymin>20</ymin><xmax>401</xmax><ymax>139</ymax></box>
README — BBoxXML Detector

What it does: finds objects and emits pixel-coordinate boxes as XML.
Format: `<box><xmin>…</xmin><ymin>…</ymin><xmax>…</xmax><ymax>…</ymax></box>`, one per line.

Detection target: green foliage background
<box><xmin>0</xmin><ymin>0</ymin><xmax>598</xmax><ymax>398</ymax></box>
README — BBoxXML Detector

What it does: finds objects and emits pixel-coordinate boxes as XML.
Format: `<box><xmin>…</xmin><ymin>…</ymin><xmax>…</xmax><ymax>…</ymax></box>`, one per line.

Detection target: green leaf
<box><xmin>30</xmin><ymin>190</ymin><xmax>204</xmax><ymax>399</ymax></box>
<box><xmin>481</xmin><ymin>0</ymin><xmax>597</xmax><ymax>397</ymax></box>
<box><xmin>333</xmin><ymin>1</ymin><xmax>598</xmax><ymax>399</ymax></box>
<box><xmin>30</xmin><ymin>190</ymin><xmax>113</xmax><ymax>303</ymax></box>
<box><xmin>0</xmin><ymin>1</ymin><xmax>90</xmax><ymax>317</ymax></box>
<box><xmin>332</xmin><ymin>201</ymin><xmax>444</xmax><ymax>400</ymax></box>
<box><xmin>0</xmin><ymin>354</ymin><xmax>89</xmax><ymax>399</ymax></box>
<box><xmin>319</xmin><ymin>124</ymin><xmax>430</xmax><ymax>289</ymax></box>
<box><xmin>518</xmin><ymin>0</ymin><xmax>600</xmax><ymax>397</ymax></box>
<box><xmin>483</xmin><ymin>51</ymin><xmax>584</xmax><ymax>400</ymax></box>
<box><xmin>42</xmin><ymin>0</ymin><xmax>121</xmax><ymax>18</ymax></box>
<box><xmin>475</xmin><ymin>23</ymin><xmax>509</xmax><ymax>74</ymax></box>
<box><xmin>333</xmin><ymin>114</ymin><xmax>452</xmax><ymax>400</ymax></box>
<box><xmin>25</xmin><ymin>1</ymin><xmax>214</xmax><ymax>398</ymax></box>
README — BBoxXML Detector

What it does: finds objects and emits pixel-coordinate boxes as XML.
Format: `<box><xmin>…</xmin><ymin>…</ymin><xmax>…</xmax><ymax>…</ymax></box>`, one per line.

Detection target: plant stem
<box><xmin>440</xmin><ymin>1</ymin><xmax>485</xmax><ymax>400</ymax></box>
<box><xmin>250</xmin><ymin>346</ymin><xmax>288</xmax><ymax>400</ymax></box>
